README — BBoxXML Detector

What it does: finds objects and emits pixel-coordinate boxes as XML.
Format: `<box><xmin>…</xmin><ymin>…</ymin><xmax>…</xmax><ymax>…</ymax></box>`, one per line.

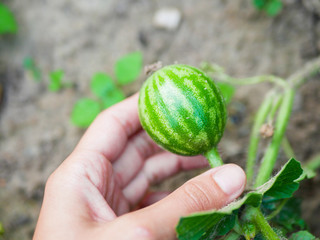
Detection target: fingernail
<box><xmin>213</xmin><ymin>165</ymin><xmax>246</xmax><ymax>199</ymax></box>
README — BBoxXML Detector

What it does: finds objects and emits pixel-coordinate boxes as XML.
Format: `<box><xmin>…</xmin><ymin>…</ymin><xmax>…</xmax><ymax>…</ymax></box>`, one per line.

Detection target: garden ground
<box><xmin>0</xmin><ymin>0</ymin><xmax>320</xmax><ymax>239</ymax></box>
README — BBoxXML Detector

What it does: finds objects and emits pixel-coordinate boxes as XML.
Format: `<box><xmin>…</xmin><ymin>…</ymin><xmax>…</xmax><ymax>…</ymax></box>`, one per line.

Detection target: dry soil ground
<box><xmin>0</xmin><ymin>0</ymin><xmax>320</xmax><ymax>239</ymax></box>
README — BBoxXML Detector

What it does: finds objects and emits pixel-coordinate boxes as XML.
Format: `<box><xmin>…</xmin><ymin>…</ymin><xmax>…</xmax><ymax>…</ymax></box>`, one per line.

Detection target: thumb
<box><xmin>117</xmin><ymin>164</ymin><xmax>246</xmax><ymax>239</ymax></box>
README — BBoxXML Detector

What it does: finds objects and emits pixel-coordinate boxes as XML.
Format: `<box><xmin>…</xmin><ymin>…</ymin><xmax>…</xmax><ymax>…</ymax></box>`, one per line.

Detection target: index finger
<box><xmin>75</xmin><ymin>93</ymin><xmax>141</xmax><ymax>161</ymax></box>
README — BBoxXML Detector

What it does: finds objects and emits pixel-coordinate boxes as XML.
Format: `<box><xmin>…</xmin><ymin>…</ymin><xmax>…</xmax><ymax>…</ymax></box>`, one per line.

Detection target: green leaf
<box><xmin>262</xmin><ymin>197</ymin><xmax>306</xmax><ymax>232</ymax></box>
<box><xmin>23</xmin><ymin>57</ymin><xmax>42</xmax><ymax>81</ymax></box>
<box><xmin>71</xmin><ymin>98</ymin><xmax>101</xmax><ymax>128</ymax></box>
<box><xmin>265</xmin><ymin>0</ymin><xmax>282</xmax><ymax>16</ymax></box>
<box><xmin>254</xmin><ymin>233</ymin><xmax>267</xmax><ymax>240</ymax></box>
<box><xmin>91</xmin><ymin>72</ymin><xmax>116</xmax><ymax>98</ymax></box>
<box><xmin>275</xmin><ymin>198</ymin><xmax>306</xmax><ymax>232</ymax></box>
<box><xmin>90</xmin><ymin>73</ymin><xmax>125</xmax><ymax>108</ymax></box>
<box><xmin>49</xmin><ymin>70</ymin><xmax>64</xmax><ymax>92</ymax></box>
<box><xmin>217</xmin><ymin>82</ymin><xmax>235</xmax><ymax>104</ymax></box>
<box><xmin>101</xmin><ymin>89</ymin><xmax>125</xmax><ymax>109</ymax></box>
<box><xmin>176</xmin><ymin>192</ymin><xmax>261</xmax><ymax>240</ymax></box>
<box><xmin>253</xmin><ymin>0</ymin><xmax>267</xmax><ymax>9</ymax></box>
<box><xmin>176</xmin><ymin>158</ymin><xmax>304</xmax><ymax>240</ymax></box>
<box><xmin>264</xmin><ymin>159</ymin><xmax>303</xmax><ymax>199</ymax></box>
<box><xmin>176</xmin><ymin>213</ymin><xmax>236</xmax><ymax>240</ymax></box>
<box><xmin>0</xmin><ymin>3</ymin><xmax>17</xmax><ymax>34</ymax></box>
<box><xmin>115</xmin><ymin>51</ymin><xmax>142</xmax><ymax>85</ymax></box>
<box><xmin>289</xmin><ymin>231</ymin><xmax>316</xmax><ymax>240</ymax></box>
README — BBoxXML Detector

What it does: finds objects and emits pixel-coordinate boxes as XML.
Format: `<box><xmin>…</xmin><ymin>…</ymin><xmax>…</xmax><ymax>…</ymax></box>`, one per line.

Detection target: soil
<box><xmin>0</xmin><ymin>0</ymin><xmax>320</xmax><ymax>239</ymax></box>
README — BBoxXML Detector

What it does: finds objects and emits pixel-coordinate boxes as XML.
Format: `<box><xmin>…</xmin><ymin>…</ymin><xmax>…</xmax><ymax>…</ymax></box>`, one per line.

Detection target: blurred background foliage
<box><xmin>1</xmin><ymin>0</ymin><xmax>320</xmax><ymax>239</ymax></box>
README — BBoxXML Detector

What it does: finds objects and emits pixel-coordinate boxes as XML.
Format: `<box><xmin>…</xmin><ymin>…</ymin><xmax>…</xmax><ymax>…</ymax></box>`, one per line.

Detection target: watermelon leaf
<box><xmin>115</xmin><ymin>51</ymin><xmax>142</xmax><ymax>85</ymax></box>
<box><xmin>253</xmin><ymin>0</ymin><xmax>267</xmax><ymax>9</ymax></box>
<box><xmin>71</xmin><ymin>98</ymin><xmax>101</xmax><ymax>128</ymax></box>
<box><xmin>262</xmin><ymin>197</ymin><xmax>306</xmax><ymax>233</ymax></box>
<box><xmin>91</xmin><ymin>72</ymin><xmax>116</xmax><ymax>98</ymax></box>
<box><xmin>0</xmin><ymin>3</ymin><xmax>17</xmax><ymax>34</ymax></box>
<box><xmin>101</xmin><ymin>88</ymin><xmax>125</xmax><ymax>109</ymax></box>
<box><xmin>49</xmin><ymin>70</ymin><xmax>64</xmax><ymax>92</ymax></box>
<box><xmin>252</xmin><ymin>0</ymin><xmax>283</xmax><ymax>16</ymax></box>
<box><xmin>265</xmin><ymin>0</ymin><xmax>282</xmax><ymax>16</ymax></box>
<box><xmin>289</xmin><ymin>231</ymin><xmax>316</xmax><ymax>240</ymax></box>
<box><xmin>176</xmin><ymin>158</ymin><xmax>304</xmax><ymax>240</ymax></box>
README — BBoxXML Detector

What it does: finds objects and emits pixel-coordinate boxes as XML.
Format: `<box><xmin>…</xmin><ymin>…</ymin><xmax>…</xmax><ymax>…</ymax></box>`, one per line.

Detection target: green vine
<box><xmin>255</xmin><ymin>88</ymin><xmax>295</xmax><ymax>187</ymax></box>
<box><xmin>204</xmin><ymin>147</ymin><xmax>223</xmax><ymax>168</ymax></box>
<box><xmin>177</xmin><ymin>58</ymin><xmax>320</xmax><ymax>239</ymax></box>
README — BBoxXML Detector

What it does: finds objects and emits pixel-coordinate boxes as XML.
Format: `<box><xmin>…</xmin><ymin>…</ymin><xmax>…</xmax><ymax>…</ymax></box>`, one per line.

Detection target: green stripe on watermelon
<box><xmin>168</xmin><ymin>64</ymin><xmax>226</xmax><ymax>139</ymax></box>
<box><xmin>152</xmin><ymin>80</ymin><xmax>197</xmax><ymax>153</ymax></box>
<box><xmin>156</xmin><ymin>73</ymin><xmax>209</xmax><ymax>145</ymax></box>
<box><xmin>143</xmin><ymin>79</ymin><xmax>195</xmax><ymax>154</ymax></box>
<box><xmin>160</xmin><ymin>67</ymin><xmax>219</xmax><ymax>140</ymax></box>
<box><xmin>156</xmin><ymin>70</ymin><xmax>213</xmax><ymax>152</ymax></box>
<box><xmin>138</xmin><ymin>64</ymin><xmax>227</xmax><ymax>166</ymax></box>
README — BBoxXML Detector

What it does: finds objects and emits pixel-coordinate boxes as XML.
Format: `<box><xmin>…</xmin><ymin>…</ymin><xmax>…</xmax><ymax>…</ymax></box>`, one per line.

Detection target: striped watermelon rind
<box><xmin>138</xmin><ymin>64</ymin><xmax>227</xmax><ymax>156</ymax></box>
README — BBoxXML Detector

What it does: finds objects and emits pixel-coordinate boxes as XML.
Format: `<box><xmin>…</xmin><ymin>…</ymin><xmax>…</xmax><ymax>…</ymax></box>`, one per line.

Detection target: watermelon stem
<box><xmin>204</xmin><ymin>147</ymin><xmax>223</xmax><ymax>168</ymax></box>
<box><xmin>254</xmin><ymin>89</ymin><xmax>295</xmax><ymax>187</ymax></box>
<box><xmin>245</xmin><ymin>206</ymin><xmax>281</xmax><ymax>240</ymax></box>
<box><xmin>201</xmin><ymin>62</ymin><xmax>288</xmax><ymax>89</ymax></box>
<box><xmin>246</xmin><ymin>91</ymin><xmax>275</xmax><ymax>185</ymax></box>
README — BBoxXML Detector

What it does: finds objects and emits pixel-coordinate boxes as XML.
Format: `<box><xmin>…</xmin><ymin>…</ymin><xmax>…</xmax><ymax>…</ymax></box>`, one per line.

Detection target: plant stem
<box><xmin>221</xmin><ymin>75</ymin><xmax>288</xmax><ymax>89</ymax></box>
<box><xmin>282</xmin><ymin>137</ymin><xmax>296</xmax><ymax>159</ymax></box>
<box><xmin>267</xmin><ymin>94</ymin><xmax>283</xmax><ymax>123</ymax></box>
<box><xmin>201</xmin><ymin>62</ymin><xmax>288</xmax><ymax>88</ymax></box>
<box><xmin>233</xmin><ymin>215</ymin><xmax>243</xmax><ymax>235</ymax></box>
<box><xmin>288</xmin><ymin>56</ymin><xmax>320</xmax><ymax>89</ymax></box>
<box><xmin>246</xmin><ymin>91</ymin><xmax>275</xmax><ymax>185</ymax></box>
<box><xmin>224</xmin><ymin>231</ymin><xmax>241</xmax><ymax>240</ymax></box>
<box><xmin>255</xmin><ymin>89</ymin><xmax>295</xmax><ymax>187</ymax></box>
<box><xmin>304</xmin><ymin>154</ymin><xmax>320</xmax><ymax>172</ymax></box>
<box><xmin>204</xmin><ymin>147</ymin><xmax>223</xmax><ymax>168</ymax></box>
<box><xmin>246</xmin><ymin>206</ymin><xmax>281</xmax><ymax>240</ymax></box>
<box><xmin>266</xmin><ymin>198</ymin><xmax>289</xmax><ymax>220</ymax></box>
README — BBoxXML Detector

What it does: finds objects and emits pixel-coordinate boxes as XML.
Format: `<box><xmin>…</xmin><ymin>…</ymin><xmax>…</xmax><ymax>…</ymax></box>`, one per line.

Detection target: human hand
<box><xmin>33</xmin><ymin>94</ymin><xmax>246</xmax><ymax>240</ymax></box>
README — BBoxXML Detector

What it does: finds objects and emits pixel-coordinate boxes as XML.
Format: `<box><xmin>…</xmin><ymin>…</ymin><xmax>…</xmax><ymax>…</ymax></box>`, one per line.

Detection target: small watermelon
<box><xmin>138</xmin><ymin>64</ymin><xmax>227</xmax><ymax>156</ymax></box>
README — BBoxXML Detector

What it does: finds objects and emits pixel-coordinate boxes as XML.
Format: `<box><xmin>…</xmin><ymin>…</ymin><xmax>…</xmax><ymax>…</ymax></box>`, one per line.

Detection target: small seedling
<box><xmin>23</xmin><ymin>58</ymin><xmax>42</xmax><ymax>82</ymax></box>
<box><xmin>23</xmin><ymin>60</ymin><xmax>72</xmax><ymax>91</ymax></box>
<box><xmin>90</xmin><ymin>72</ymin><xmax>116</xmax><ymax>98</ymax></box>
<box><xmin>101</xmin><ymin>88</ymin><xmax>125</xmax><ymax>109</ymax></box>
<box><xmin>252</xmin><ymin>0</ymin><xmax>283</xmax><ymax>16</ymax></box>
<box><xmin>71</xmin><ymin>98</ymin><xmax>101</xmax><ymax>128</ymax></box>
<box><xmin>48</xmin><ymin>70</ymin><xmax>73</xmax><ymax>92</ymax></box>
<box><xmin>115</xmin><ymin>51</ymin><xmax>142</xmax><ymax>85</ymax></box>
<box><xmin>71</xmin><ymin>52</ymin><xmax>142</xmax><ymax>128</ymax></box>
<box><xmin>48</xmin><ymin>70</ymin><xmax>64</xmax><ymax>92</ymax></box>
<box><xmin>0</xmin><ymin>3</ymin><xmax>17</xmax><ymax>35</ymax></box>
<box><xmin>90</xmin><ymin>71</ymin><xmax>125</xmax><ymax>109</ymax></box>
